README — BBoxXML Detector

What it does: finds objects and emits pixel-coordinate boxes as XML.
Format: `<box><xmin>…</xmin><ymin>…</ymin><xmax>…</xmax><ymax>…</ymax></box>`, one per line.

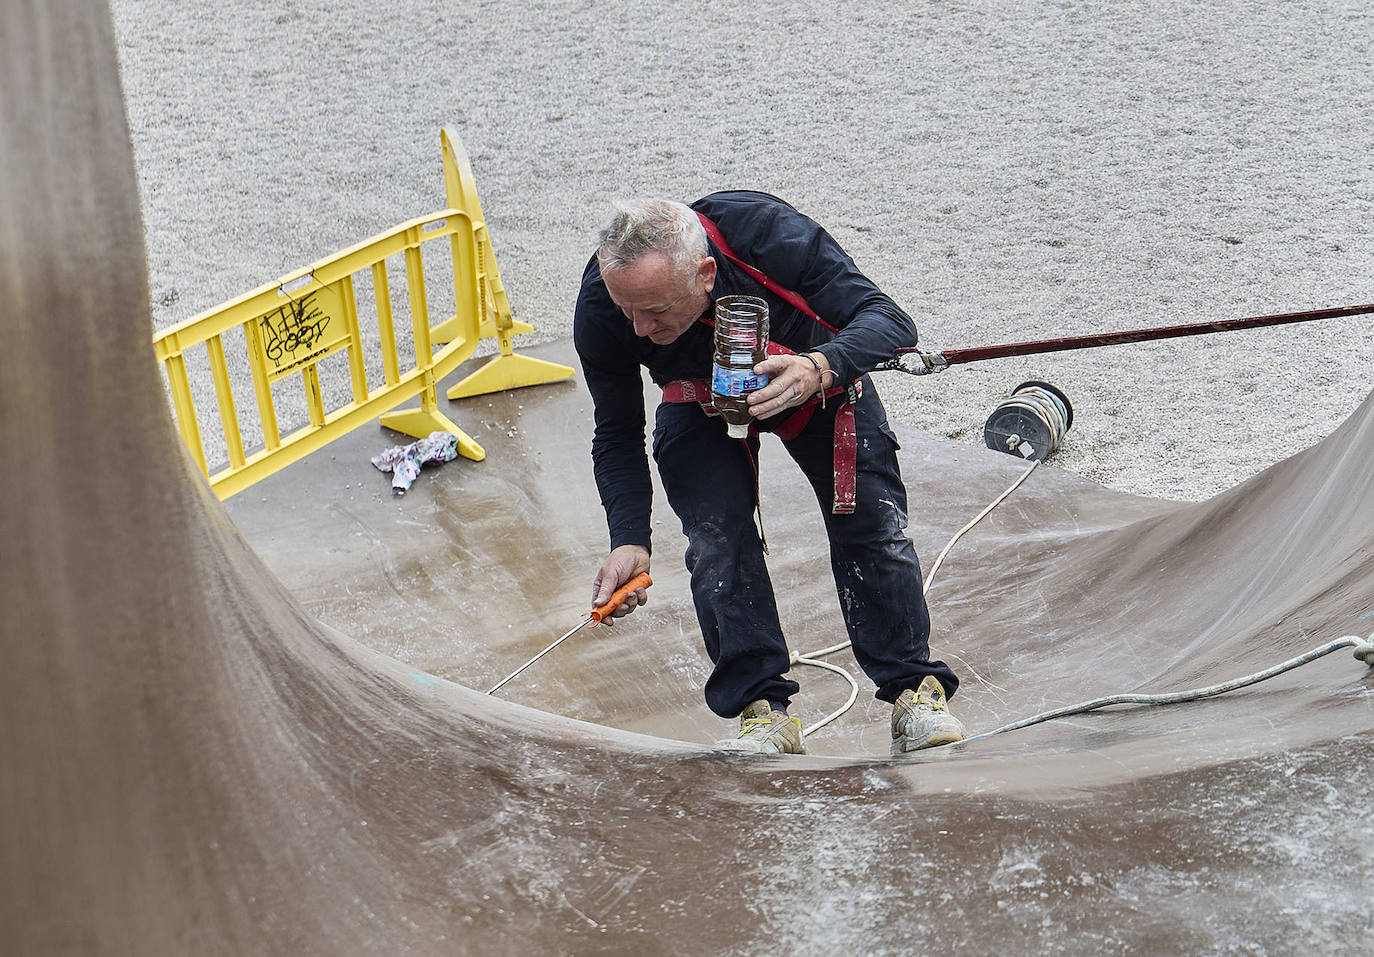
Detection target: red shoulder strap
<box><xmin>696</xmin><ymin>212</ymin><xmax>839</xmax><ymax>334</ymax></box>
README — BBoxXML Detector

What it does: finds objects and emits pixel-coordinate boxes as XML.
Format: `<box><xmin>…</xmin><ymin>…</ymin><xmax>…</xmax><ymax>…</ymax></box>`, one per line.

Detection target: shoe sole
<box><xmin>890</xmin><ymin>730</ymin><xmax>964</xmax><ymax>754</ymax></box>
<box><xmin>715</xmin><ymin>738</ymin><xmax>806</xmax><ymax>755</ymax></box>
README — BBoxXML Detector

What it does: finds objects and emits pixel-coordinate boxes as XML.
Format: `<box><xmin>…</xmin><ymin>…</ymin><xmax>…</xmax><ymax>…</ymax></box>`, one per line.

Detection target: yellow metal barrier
<box><xmin>152</xmin><ymin>129</ymin><xmax>567</xmax><ymax>499</ymax></box>
<box><xmin>430</xmin><ymin>132</ymin><xmax>576</xmax><ymax>400</ymax></box>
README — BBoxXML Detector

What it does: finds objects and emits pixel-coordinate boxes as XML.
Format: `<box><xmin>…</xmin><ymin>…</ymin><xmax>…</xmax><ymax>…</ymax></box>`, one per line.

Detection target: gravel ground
<box><xmin>110</xmin><ymin>0</ymin><xmax>1374</xmax><ymax>502</ymax></box>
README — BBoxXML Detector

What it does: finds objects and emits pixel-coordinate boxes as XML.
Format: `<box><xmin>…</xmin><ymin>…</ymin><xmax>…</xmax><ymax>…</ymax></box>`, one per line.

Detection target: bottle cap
<box><xmin>726</xmin><ymin>422</ymin><xmax>750</xmax><ymax>439</ymax></box>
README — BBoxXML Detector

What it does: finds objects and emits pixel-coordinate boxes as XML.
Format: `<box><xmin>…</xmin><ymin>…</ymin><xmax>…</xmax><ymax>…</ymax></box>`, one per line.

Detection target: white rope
<box><xmin>792</xmin><ymin>459</ymin><xmax>1040</xmax><ymax>736</ymax></box>
<box><xmin>791</xmin><ymin>455</ymin><xmax>1374</xmax><ymax>745</ymax></box>
<box><xmin>924</xmin><ymin>460</ymin><xmax>1040</xmax><ymax>589</ymax></box>
<box><xmin>790</xmin><ymin>652</ymin><xmax>860</xmax><ymax>737</ymax></box>
<box><xmin>960</xmin><ymin>634</ymin><xmax>1374</xmax><ymax>743</ymax></box>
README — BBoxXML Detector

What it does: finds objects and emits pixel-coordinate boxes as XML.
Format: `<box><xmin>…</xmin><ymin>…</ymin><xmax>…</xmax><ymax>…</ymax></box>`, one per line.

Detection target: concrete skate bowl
<box><xmin>4</xmin><ymin>3</ymin><xmax>1373</xmax><ymax>954</ymax></box>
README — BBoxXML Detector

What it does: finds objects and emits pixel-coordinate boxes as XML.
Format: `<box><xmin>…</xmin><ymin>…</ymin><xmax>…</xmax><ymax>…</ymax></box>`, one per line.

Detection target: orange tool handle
<box><xmin>589</xmin><ymin>572</ymin><xmax>653</xmax><ymax>622</ymax></box>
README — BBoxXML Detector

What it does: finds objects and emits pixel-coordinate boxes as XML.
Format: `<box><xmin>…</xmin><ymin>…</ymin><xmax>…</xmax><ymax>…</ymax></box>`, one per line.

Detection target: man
<box><xmin>573</xmin><ymin>191</ymin><xmax>963</xmax><ymax>755</ymax></box>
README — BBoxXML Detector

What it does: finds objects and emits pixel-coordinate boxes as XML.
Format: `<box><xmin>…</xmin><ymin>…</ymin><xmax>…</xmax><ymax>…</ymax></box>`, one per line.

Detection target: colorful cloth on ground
<box><xmin>371</xmin><ymin>431</ymin><xmax>461</xmax><ymax>492</ymax></box>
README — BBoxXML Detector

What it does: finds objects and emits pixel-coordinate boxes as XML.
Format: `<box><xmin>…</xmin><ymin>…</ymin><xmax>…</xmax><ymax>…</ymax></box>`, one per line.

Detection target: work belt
<box><xmin>660</xmin><ymin>364</ymin><xmax>862</xmax><ymax>515</ymax></box>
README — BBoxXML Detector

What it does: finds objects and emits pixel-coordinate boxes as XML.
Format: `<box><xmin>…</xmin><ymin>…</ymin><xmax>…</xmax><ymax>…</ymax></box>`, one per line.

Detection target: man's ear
<box><xmin>697</xmin><ymin>256</ymin><xmax>717</xmax><ymax>293</ymax></box>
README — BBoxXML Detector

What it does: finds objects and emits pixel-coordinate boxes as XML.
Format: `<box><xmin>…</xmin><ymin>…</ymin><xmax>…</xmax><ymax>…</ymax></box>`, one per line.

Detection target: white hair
<box><xmin>595</xmin><ymin>199</ymin><xmax>709</xmax><ymax>279</ymax></box>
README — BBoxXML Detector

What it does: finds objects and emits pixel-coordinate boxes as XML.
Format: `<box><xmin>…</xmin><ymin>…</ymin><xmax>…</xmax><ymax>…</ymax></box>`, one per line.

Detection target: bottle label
<box><xmin>712</xmin><ymin>363</ymin><xmax>769</xmax><ymax>397</ymax></box>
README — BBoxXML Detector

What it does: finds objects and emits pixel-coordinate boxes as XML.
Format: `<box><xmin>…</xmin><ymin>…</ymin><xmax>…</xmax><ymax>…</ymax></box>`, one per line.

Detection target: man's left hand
<box><xmin>747</xmin><ymin>352</ymin><xmax>832</xmax><ymax>418</ymax></box>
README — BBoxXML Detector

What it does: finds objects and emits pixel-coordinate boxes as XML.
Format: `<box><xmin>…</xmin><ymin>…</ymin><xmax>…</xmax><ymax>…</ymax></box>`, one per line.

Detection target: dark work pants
<box><xmin>652</xmin><ymin>378</ymin><xmax>958</xmax><ymax>719</ymax></box>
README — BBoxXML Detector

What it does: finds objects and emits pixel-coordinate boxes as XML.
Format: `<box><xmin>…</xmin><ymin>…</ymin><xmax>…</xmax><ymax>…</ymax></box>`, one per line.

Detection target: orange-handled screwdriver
<box><xmin>486</xmin><ymin>573</ymin><xmax>653</xmax><ymax>695</ymax></box>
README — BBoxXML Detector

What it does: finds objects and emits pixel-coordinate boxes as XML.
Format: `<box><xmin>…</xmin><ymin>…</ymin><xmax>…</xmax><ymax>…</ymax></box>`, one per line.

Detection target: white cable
<box><xmin>794</xmin><ymin>456</ymin><xmax>1374</xmax><ymax>745</ymax></box>
<box><xmin>794</xmin><ymin>459</ymin><xmax>1040</xmax><ymax>735</ymax></box>
<box><xmin>923</xmin><ymin>460</ymin><xmax>1039</xmax><ymax>590</ymax></box>
<box><xmin>961</xmin><ymin>635</ymin><xmax>1374</xmax><ymax>743</ymax></box>
<box><xmin>793</xmin><ymin>458</ymin><xmax>1374</xmax><ymax>745</ymax></box>
<box><xmin>788</xmin><ymin>652</ymin><xmax>860</xmax><ymax>737</ymax></box>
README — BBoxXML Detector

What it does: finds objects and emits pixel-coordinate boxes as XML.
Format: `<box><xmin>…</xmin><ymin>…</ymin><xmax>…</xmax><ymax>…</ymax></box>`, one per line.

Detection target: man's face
<box><xmin>602</xmin><ymin>250</ymin><xmax>716</xmax><ymax>345</ymax></box>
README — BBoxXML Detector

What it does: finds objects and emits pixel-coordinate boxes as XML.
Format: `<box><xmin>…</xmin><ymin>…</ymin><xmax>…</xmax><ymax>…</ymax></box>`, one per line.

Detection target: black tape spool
<box><xmin>983</xmin><ymin>380</ymin><xmax>1073</xmax><ymax>461</ymax></box>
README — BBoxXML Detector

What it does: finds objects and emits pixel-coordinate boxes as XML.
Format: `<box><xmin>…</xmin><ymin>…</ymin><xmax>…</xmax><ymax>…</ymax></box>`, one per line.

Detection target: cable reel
<box><xmin>983</xmin><ymin>380</ymin><xmax>1073</xmax><ymax>461</ymax></box>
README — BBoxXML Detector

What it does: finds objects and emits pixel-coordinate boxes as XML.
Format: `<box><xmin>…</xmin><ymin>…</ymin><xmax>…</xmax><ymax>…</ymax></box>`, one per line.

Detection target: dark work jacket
<box><xmin>573</xmin><ymin>190</ymin><xmax>918</xmax><ymax>553</ymax></box>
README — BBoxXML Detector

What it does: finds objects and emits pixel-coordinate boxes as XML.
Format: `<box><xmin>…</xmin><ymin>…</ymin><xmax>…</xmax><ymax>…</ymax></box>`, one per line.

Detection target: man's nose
<box><xmin>630</xmin><ymin>311</ymin><xmax>655</xmax><ymax>336</ymax></box>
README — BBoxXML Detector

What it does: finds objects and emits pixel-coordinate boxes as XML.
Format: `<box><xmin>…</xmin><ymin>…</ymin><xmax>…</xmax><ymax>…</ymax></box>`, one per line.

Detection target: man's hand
<box><xmin>591</xmin><ymin>544</ymin><xmax>651</xmax><ymax>627</ymax></box>
<box><xmin>746</xmin><ymin>352</ymin><xmax>832</xmax><ymax>418</ymax></box>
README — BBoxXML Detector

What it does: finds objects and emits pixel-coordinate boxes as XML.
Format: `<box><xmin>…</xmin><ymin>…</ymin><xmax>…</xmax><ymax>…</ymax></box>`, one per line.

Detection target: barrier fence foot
<box><xmin>446</xmin><ymin>352</ymin><xmax>575</xmax><ymax>401</ymax></box>
<box><xmin>378</xmin><ymin>407</ymin><xmax>486</xmax><ymax>461</ymax></box>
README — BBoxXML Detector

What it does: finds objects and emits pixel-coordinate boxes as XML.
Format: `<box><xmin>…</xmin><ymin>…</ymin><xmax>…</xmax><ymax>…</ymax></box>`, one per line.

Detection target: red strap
<box><xmin>667</xmin><ymin>212</ymin><xmax>856</xmax><ymax>513</ymax></box>
<box><xmin>661</xmin><ymin>377</ymin><xmax>848</xmax><ymax>437</ymax></box>
<box><xmin>832</xmin><ymin>402</ymin><xmax>857</xmax><ymax>515</ymax></box>
<box><xmin>696</xmin><ymin>212</ymin><xmax>839</xmax><ymax>334</ymax></box>
<box><xmin>663</xmin><ymin>378</ymin><xmax>714</xmax><ymax>406</ymax></box>
<box><xmin>660</xmin><ymin>378</ymin><xmax>858</xmax><ymax>515</ymax></box>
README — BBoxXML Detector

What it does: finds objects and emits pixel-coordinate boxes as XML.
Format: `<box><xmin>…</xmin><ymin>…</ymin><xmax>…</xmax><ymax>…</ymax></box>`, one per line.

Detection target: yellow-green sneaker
<box><xmin>891</xmin><ymin>676</ymin><xmax>965</xmax><ymax>754</ymax></box>
<box><xmin>718</xmin><ymin>699</ymin><xmax>805</xmax><ymax>754</ymax></box>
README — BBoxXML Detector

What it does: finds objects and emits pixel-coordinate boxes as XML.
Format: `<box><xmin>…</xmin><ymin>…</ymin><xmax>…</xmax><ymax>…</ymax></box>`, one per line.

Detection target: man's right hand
<box><xmin>591</xmin><ymin>544</ymin><xmax>651</xmax><ymax>627</ymax></box>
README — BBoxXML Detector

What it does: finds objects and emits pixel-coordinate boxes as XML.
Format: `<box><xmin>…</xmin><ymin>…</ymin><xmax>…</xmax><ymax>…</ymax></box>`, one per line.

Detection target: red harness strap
<box><xmin>696</xmin><ymin>214</ymin><xmax>840</xmax><ymax>334</ymax></box>
<box><xmin>661</xmin><ymin>374</ymin><xmax>860</xmax><ymax>516</ymax></box>
<box><xmin>658</xmin><ymin>213</ymin><xmax>861</xmax><ymax>515</ymax></box>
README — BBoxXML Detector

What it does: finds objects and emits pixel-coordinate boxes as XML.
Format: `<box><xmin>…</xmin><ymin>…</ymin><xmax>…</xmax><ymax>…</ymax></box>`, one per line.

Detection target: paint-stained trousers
<box><xmin>653</xmin><ymin>377</ymin><xmax>958</xmax><ymax>719</ymax></box>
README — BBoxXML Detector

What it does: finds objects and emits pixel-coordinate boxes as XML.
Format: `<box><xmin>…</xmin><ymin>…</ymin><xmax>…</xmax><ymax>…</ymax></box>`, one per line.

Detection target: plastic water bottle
<box><xmin>711</xmin><ymin>295</ymin><xmax>770</xmax><ymax>438</ymax></box>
